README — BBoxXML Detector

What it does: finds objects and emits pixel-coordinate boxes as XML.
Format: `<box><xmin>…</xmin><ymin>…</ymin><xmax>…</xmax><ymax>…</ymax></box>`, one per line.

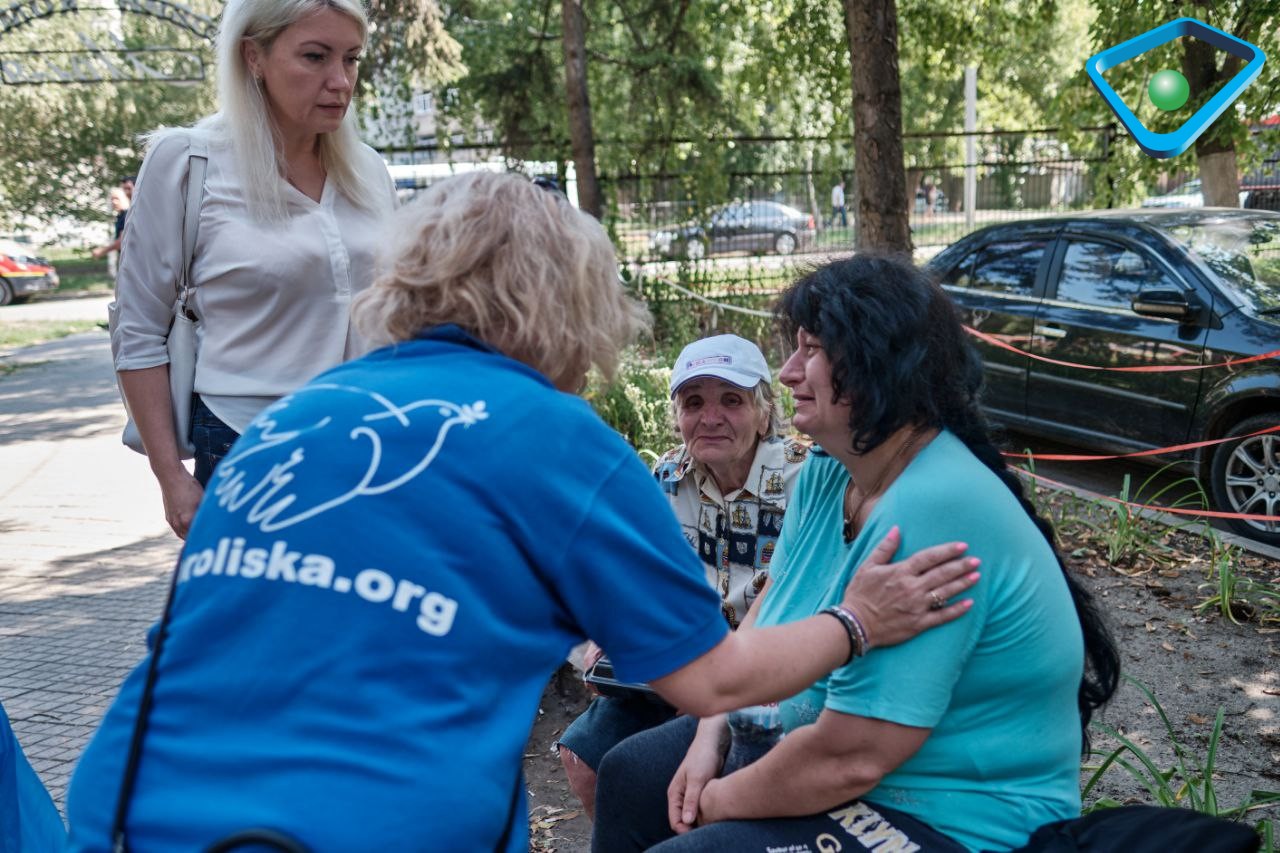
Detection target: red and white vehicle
<box><xmin>0</xmin><ymin>239</ymin><xmax>59</xmax><ymax>306</ymax></box>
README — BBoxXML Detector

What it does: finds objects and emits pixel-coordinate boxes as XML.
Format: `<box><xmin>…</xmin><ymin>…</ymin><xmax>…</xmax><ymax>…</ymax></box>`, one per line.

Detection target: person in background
<box><xmin>592</xmin><ymin>254</ymin><xmax>1119</xmax><ymax>852</ymax></box>
<box><xmin>557</xmin><ymin>334</ymin><xmax>811</xmax><ymax>818</ymax></box>
<box><xmin>65</xmin><ymin>173</ymin><xmax>979</xmax><ymax>852</ymax></box>
<box><xmin>90</xmin><ymin>186</ymin><xmax>131</xmax><ymax>278</ymax></box>
<box><xmin>109</xmin><ymin>0</ymin><xmax>396</xmax><ymax>539</ymax></box>
<box><xmin>830</xmin><ymin>179</ymin><xmax>847</xmax><ymax>228</ymax></box>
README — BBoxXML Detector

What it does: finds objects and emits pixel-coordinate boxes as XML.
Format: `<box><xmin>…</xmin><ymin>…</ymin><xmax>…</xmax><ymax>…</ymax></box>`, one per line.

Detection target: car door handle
<box><xmin>1037</xmin><ymin>325</ymin><xmax>1067</xmax><ymax>339</ymax></box>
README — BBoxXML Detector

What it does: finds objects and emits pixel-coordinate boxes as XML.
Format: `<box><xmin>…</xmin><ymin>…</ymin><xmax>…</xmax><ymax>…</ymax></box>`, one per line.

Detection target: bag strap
<box><xmin>110</xmin><ymin>143</ymin><xmax>207</xmax><ymax>853</ymax></box>
<box><xmin>177</xmin><ymin>138</ymin><xmax>208</xmax><ymax>317</ymax></box>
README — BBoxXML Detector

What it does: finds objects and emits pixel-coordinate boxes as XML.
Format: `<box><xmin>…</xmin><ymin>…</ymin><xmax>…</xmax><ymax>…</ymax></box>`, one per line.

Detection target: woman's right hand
<box><xmin>580</xmin><ymin>641</ymin><xmax>605</xmax><ymax>695</ymax></box>
<box><xmin>842</xmin><ymin>526</ymin><xmax>979</xmax><ymax>651</ymax></box>
<box><xmin>117</xmin><ymin>367</ymin><xmax>202</xmax><ymax>539</ymax></box>
<box><xmin>667</xmin><ymin>716</ymin><xmax>729</xmax><ymax>834</ymax></box>
<box><xmin>158</xmin><ymin>468</ymin><xmax>204</xmax><ymax>539</ymax></box>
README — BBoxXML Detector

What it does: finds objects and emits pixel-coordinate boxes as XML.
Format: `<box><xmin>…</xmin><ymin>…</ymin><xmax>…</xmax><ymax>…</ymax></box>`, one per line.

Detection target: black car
<box><xmin>649</xmin><ymin>200</ymin><xmax>816</xmax><ymax>260</ymax></box>
<box><xmin>926</xmin><ymin>209</ymin><xmax>1280</xmax><ymax>543</ymax></box>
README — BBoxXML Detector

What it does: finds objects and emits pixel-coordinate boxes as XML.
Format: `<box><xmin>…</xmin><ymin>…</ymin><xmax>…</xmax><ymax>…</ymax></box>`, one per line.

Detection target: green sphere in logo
<box><xmin>1148</xmin><ymin>69</ymin><xmax>1190</xmax><ymax>111</ymax></box>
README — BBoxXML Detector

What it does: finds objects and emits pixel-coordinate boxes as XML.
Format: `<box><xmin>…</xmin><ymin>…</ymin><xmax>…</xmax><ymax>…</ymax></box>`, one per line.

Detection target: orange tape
<box><xmin>1003</xmin><ymin>423</ymin><xmax>1280</xmax><ymax>462</ymax></box>
<box><xmin>964</xmin><ymin>325</ymin><xmax>1280</xmax><ymax>373</ymax></box>
<box><xmin>1012</xmin><ymin>466</ymin><xmax>1280</xmax><ymax>523</ymax></box>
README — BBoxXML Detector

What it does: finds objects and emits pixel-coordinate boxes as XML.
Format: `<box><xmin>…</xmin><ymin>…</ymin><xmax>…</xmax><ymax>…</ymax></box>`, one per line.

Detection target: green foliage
<box><xmin>1084</xmin><ymin>676</ymin><xmax>1280</xmax><ymax>835</ymax></box>
<box><xmin>584</xmin><ymin>347</ymin><xmax>674</xmax><ymax>458</ymax></box>
<box><xmin>1196</xmin><ymin>530</ymin><xmax>1280</xmax><ymax>625</ymax></box>
<box><xmin>1080</xmin><ymin>465</ymin><xmax>1207</xmax><ymax>566</ymax></box>
<box><xmin>629</xmin><ymin>263</ymin><xmax>790</xmax><ymax>367</ymax></box>
<box><xmin>363</xmin><ymin>0</ymin><xmax>462</xmax><ymax>96</ymax></box>
<box><xmin>0</xmin><ymin>6</ymin><xmax>218</xmax><ymax>230</ymax></box>
<box><xmin>440</xmin><ymin>0</ymin><xmax>767</xmax><ymax>171</ymax></box>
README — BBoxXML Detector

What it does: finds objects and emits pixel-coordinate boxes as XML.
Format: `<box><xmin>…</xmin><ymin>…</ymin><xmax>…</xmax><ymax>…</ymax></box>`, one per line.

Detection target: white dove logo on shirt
<box><xmin>210</xmin><ymin>384</ymin><xmax>489</xmax><ymax>533</ymax></box>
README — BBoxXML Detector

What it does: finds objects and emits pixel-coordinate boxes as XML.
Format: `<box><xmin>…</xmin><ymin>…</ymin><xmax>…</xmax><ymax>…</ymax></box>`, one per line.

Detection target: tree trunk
<box><xmin>805</xmin><ymin>148</ymin><xmax>823</xmax><ymax>232</ymax></box>
<box><xmin>561</xmin><ymin>0</ymin><xmax>603</xmax><ymax>218</ymax></box>
<box><xmin>1182</xmin><ymin>7</ymin><xmax>1240</xmax><ymax>207</ymax></box>
<box><xmin>843</xmin><ymin>0</ymin><xmax>911</xmax><ymax>253</ymax></box>
<box><xmin>1198</xmin><ymin>149</ymin><xmax>1240</xmax><ymax>206</ymax></box>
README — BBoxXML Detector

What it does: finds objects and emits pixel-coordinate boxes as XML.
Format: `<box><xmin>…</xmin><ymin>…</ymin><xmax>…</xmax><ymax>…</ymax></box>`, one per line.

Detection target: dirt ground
<box><xmin>520</xmin><ymin>502</ymin><xmax>1280</xmax><ymax>853</ymax></box>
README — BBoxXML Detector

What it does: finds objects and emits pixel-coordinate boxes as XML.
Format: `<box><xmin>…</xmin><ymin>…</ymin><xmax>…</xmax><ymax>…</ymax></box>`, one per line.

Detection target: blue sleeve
<box><xmin>536</xmin><ymin>420</ymin><xmax>728</xmax><ymax>684</ymax></box>
<box><xmin>823</xmin><ymin>489</ymin><xmax>988</xmax><ymax>728</ymax></box>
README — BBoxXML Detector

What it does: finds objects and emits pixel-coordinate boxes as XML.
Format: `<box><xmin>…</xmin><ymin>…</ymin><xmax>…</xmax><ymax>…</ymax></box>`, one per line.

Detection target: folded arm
<box><xmin>696</xmin><ymin>709</ymin><xmax>929</xmax><ymax>822</ymax></box>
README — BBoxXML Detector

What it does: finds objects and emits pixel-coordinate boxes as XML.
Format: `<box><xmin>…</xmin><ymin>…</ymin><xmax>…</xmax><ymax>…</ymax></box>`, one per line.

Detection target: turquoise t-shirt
<box><xmin>755</xmin><ymin>430</ymin><xmax>1084</xmax><ymax>852</ymax></box>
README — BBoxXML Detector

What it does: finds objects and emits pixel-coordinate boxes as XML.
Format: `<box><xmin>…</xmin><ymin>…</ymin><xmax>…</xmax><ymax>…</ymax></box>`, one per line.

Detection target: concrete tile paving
<box><xmin>1</xmin><ymin>327</ymin><xmax>178</xmax><ymax>812</ymax></box>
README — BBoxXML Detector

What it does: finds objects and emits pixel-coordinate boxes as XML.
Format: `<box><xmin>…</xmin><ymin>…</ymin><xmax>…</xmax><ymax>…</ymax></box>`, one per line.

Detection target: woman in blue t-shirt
<box><xmin>593</xmin><ymin>254</ymin><xmax>1120</xmax><ymax>852</ymax></box>
<box><xmin>63</xmin><ymin>177</ymin><xmax>984</xmax><ymax>853</ymax></box>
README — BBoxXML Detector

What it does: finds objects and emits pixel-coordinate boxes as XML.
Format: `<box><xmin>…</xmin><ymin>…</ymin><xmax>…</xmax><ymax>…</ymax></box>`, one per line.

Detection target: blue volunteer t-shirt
<box><xmin>756</xmin><ymin>431</ymin><xmax>1084</xmax><ymax>852</ymax></box>
<box><xmin>66</xmin><ymin>325</ymin><xmax>727</xmax><ymax>852</ymax></box>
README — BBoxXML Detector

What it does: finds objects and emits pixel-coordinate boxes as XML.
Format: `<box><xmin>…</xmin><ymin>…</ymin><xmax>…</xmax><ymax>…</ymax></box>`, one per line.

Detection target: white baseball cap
<box><xmin>669</xmin><ymin>334</ymin><xmax>771</xmax><ymax>398</ymax></box>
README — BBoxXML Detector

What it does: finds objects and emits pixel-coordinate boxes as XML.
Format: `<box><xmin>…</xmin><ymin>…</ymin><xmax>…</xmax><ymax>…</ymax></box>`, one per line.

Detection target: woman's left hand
<box><xmin>841</xmin><ymin>526</ymin><xmax>979</xmax><ymax>650</ymax></box>
<box><xmin>667</xmin><ymin>717</ymin><xmax>729</xmax><ymax>833</ymax></box>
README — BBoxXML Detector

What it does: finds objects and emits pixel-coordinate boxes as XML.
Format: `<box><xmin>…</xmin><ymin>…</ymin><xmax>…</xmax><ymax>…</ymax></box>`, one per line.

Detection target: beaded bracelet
<box><xmin>820</xmin><ymin>604</ymin><xmax>868</xmax><ymax>665</ymax></box>
<box><xmin>820</xmin><ymin>608</ymin><xmax>856</xmax><ymax>665</ymax></box>
<box><xmin>835</xmin><ymin>603</ymin><xmax>870</xmax><ymax>656</ymax></box>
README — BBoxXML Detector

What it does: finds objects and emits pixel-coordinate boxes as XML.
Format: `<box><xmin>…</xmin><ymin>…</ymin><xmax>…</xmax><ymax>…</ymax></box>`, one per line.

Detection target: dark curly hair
<box><xmin>776</xmin><ymin>253</ymin><xmax>1119</xmax><ymax>750</ymax></box>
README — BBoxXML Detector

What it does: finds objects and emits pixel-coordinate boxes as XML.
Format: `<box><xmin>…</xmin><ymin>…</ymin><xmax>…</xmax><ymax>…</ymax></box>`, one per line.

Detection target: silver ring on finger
<box><xmin>928</xmin><ymin>591</ymin><xmax>946</xmax><ymax>611</ymax></box>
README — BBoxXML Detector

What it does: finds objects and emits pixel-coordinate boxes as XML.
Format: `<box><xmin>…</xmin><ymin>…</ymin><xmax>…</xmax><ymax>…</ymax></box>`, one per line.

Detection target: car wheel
<box><xmin>1209</xmin><ymin>414</ymin><xmax>1280</xmax><ymax>545</ymax></box>
<box><xmin>0</xmin><ymin>279</ymin><xmax>13</xmax><ymax>307</ymax></box>
<box><xmin>774</xmin><ymin>233</ymin><xmax>797</xmax><ymax>256</ymax></box>
<box><xmin>683</xmin><ymin>238</ymin><xmax>707</xmax><ymax>261</ymax></box>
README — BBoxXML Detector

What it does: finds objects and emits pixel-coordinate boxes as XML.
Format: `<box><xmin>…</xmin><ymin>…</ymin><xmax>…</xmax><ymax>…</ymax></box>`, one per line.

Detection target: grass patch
<box><xmin>54</xmin><ymin>268</ymin><xmax>113</xmax><ymax>295</ymax></box>
<box><xmin>0</xmin><ymin>320</ymin><xmax>102</xmax><ymax>351</ymax></box>
<box><xmin>1084</xmin><ymin>676</ymin><xmax>1279</xmax><ymax>841</ymax></box>
<box><xmin>41</xmin><ymin>246</ymin><xmax>95</xmax><ymax>263</ymax></box>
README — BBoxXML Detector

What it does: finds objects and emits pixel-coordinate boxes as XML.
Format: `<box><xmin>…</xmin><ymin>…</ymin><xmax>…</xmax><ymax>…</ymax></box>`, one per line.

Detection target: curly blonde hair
<box><xmin>352</xmin><ymin>172</ymin><xmax>650</xmax><ymax>390</ymax></box>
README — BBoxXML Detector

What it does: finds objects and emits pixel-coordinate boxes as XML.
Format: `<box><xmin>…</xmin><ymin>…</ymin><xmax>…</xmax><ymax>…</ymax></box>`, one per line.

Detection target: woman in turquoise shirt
<box><xmin>593</xmin><ymin>254</ymin><xmax>1120</xmax><ymax>852</ymax></box>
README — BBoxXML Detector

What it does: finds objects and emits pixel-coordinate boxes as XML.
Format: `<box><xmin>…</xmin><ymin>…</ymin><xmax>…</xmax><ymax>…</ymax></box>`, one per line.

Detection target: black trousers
<box><xmin>592</xmin><ymin>715</ymin><xmax>965</xmax><ymax>853</ymax></box>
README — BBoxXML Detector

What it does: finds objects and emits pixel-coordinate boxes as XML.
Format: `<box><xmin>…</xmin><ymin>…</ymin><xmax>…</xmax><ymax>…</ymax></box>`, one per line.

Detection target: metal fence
<box><xmin>597</xmin><ymin>126</ymin><xmax>1120</xmax><ymax>263</ymax></box>
<box><xmin>381</xmin><ymin>126</ymin><xmax>1119</xmax><ymax>264</ymax></box>
<box><xmin>377</xmin><ymin>124</ymin><xmax>1279</xmax><ymax>326</ymax></box>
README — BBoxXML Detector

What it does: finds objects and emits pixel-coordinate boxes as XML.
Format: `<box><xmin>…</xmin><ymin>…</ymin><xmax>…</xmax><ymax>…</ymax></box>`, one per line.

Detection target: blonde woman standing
<box><xmin>111</xmin><ymin>0</ymin><xmax>396</xmax><ymax>539</ymax></box>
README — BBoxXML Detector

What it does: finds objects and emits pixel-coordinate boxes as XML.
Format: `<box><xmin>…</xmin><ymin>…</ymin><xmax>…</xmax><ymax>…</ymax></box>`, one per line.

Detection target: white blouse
<box><xmin>111</xmin><ymin>129</ymin><xmax>397</xmax><ymax>433</ymax></box>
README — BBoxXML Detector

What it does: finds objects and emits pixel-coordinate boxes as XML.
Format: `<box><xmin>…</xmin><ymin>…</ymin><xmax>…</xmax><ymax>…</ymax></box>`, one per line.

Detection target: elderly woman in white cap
<box><xmin>657</xmin><ymin>334</ymin><xmax>810</xmax><ymax>627</ymax></box>
<box><xmin>556</xmin><ymin>334</ymin><xmax>808</xmax><ymax>817</ymax></box>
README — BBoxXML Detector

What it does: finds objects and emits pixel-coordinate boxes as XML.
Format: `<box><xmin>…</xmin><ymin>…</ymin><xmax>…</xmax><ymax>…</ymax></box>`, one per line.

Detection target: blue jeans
<box><xmin>557</xmin><ymin>695</ymin><xmax>678</xmax><ymax>770</ymax></box>
<box><xmin>593</xmin><ymin>716</ymin><xmax>965</xmax><ymax>853</ymax></box>
<box><xmin>191</xmin><ymin>396</ymin><xmax>240</xmax><ymax>487</ymax></box>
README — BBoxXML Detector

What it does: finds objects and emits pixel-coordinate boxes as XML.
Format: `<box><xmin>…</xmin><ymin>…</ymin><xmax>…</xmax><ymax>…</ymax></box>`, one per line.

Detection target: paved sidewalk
<box><xmin>2</xmin><ymin>293</ymin><xmax>114</xmax><ymax>324</ymax></box>
<box><xmin>0</xmin><ymin>329</ymin><xmax>179</xmax><ymax>811</ymax></box>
